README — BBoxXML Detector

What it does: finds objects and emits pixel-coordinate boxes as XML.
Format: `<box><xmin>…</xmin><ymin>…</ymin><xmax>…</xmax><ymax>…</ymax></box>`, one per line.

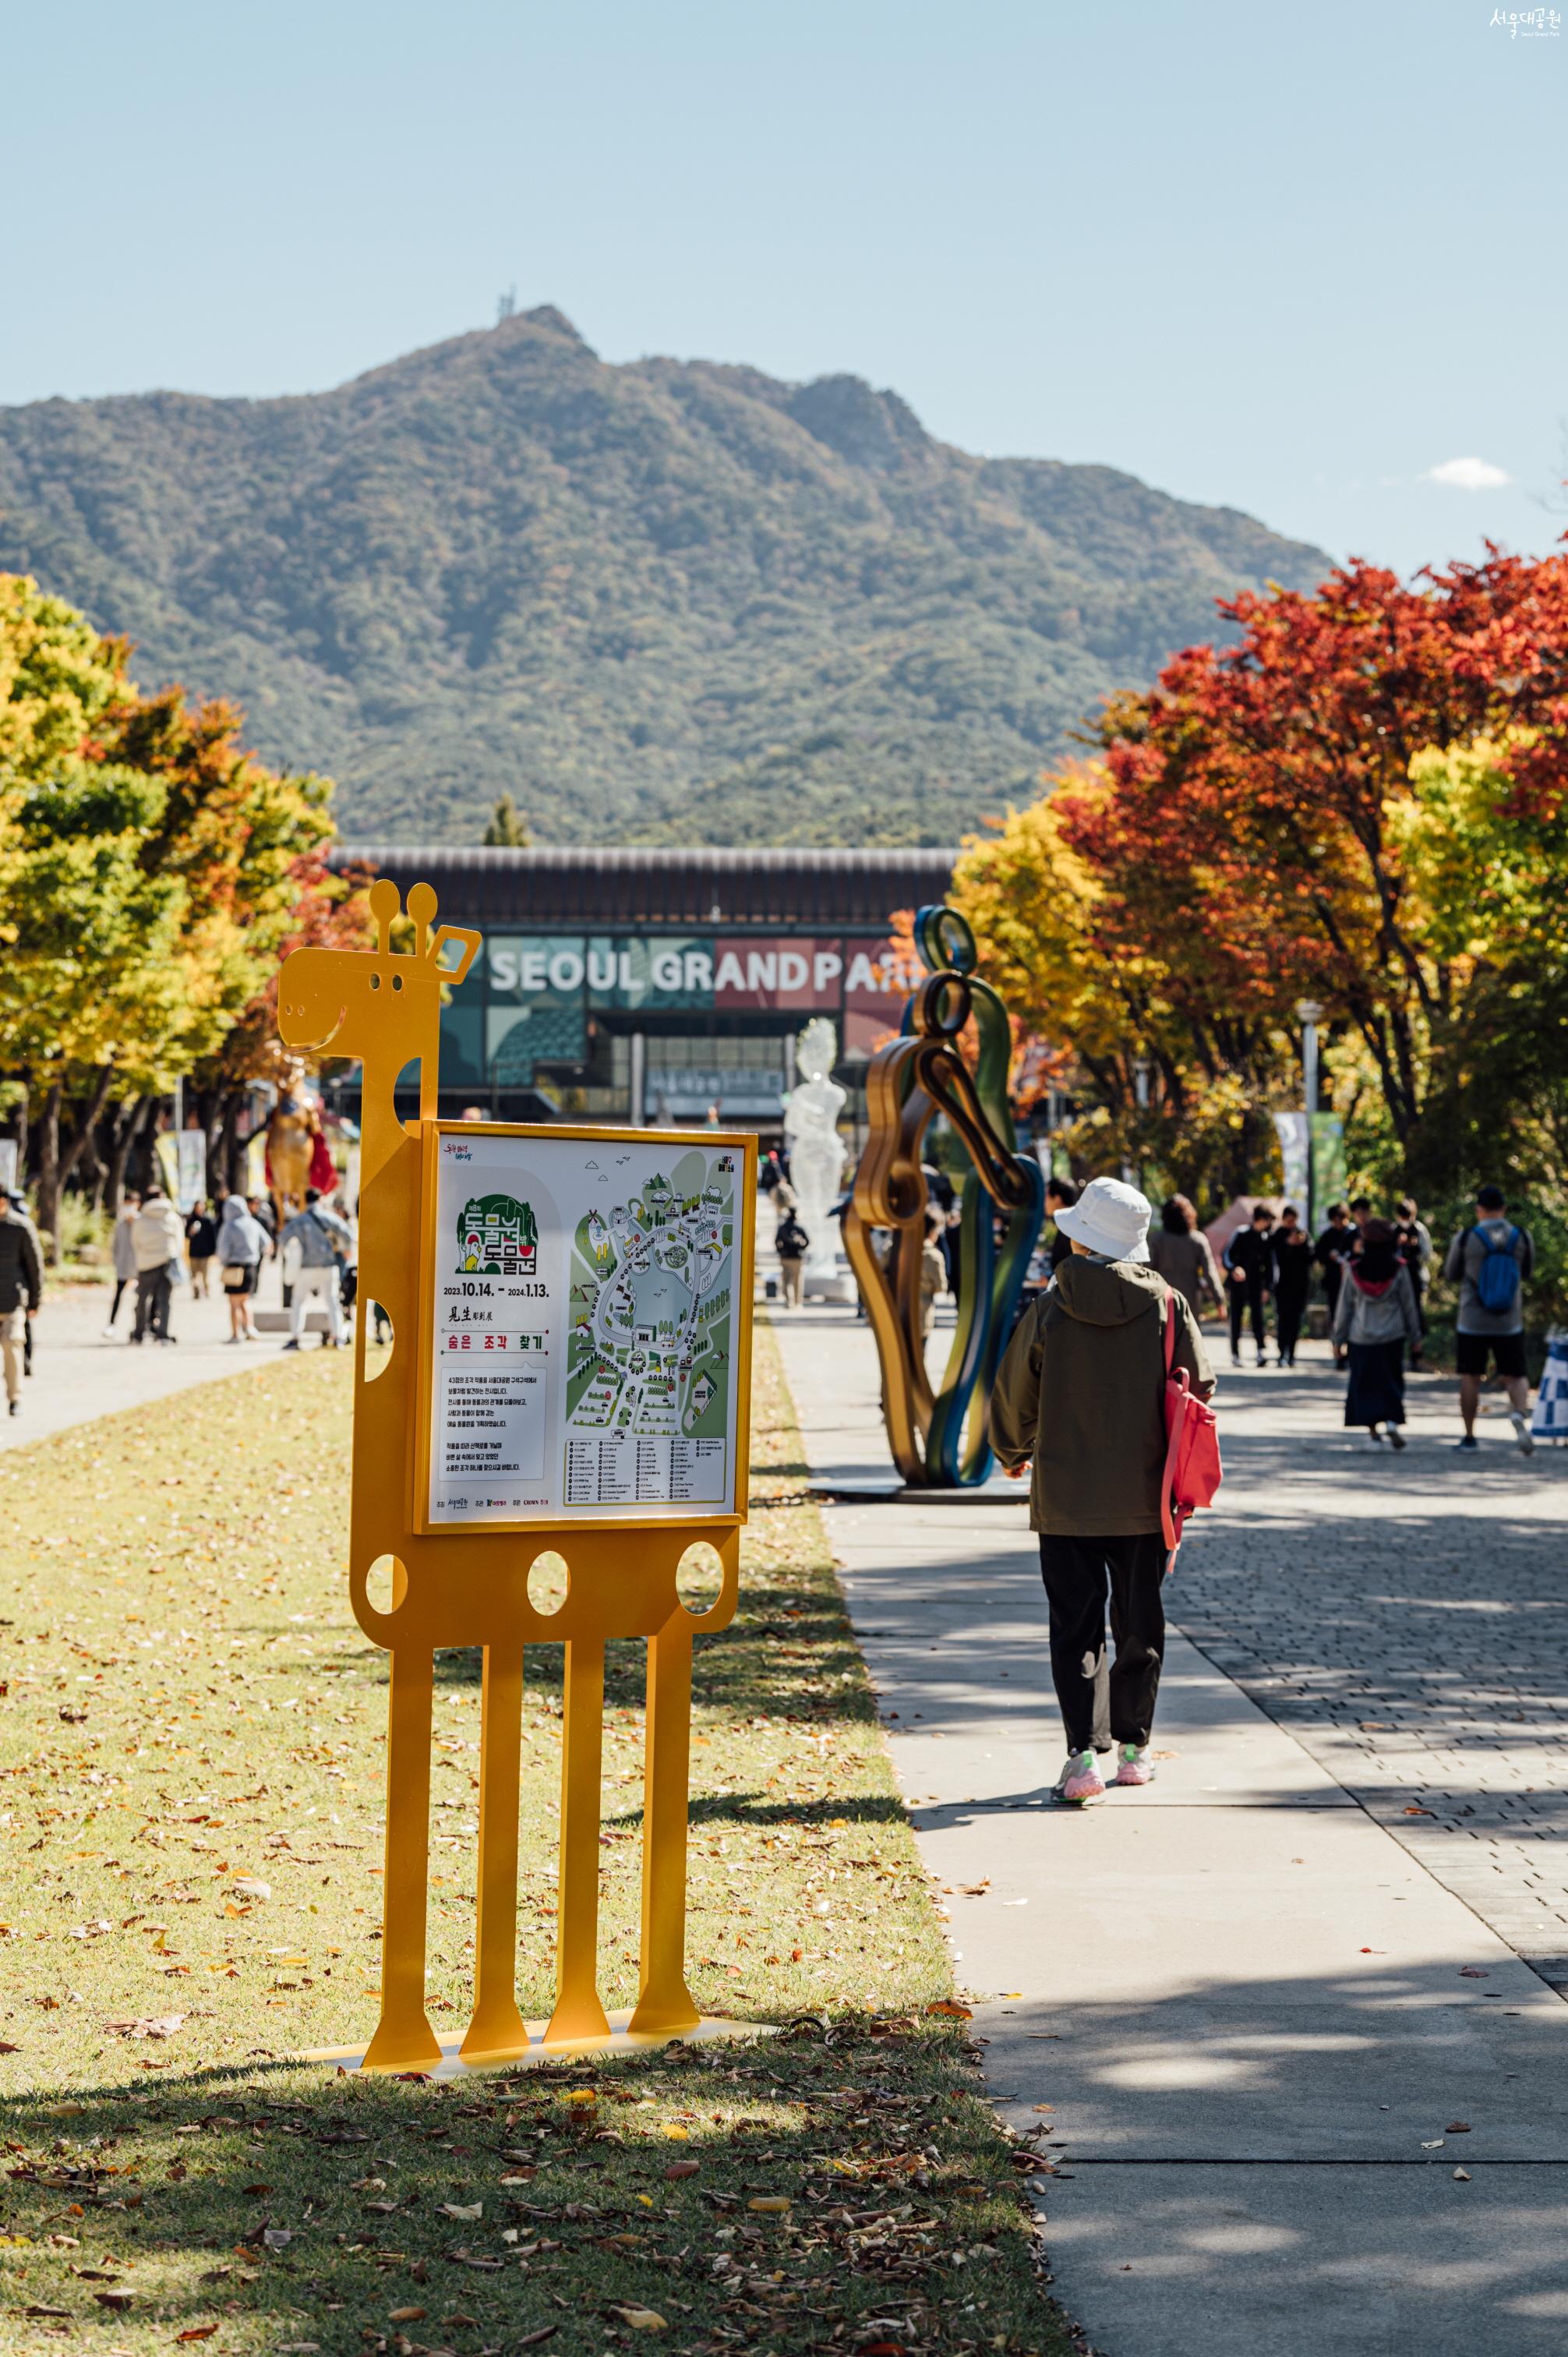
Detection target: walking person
<box><xmin>774</xmin><ymin>1203</ymin><xmax>809</xmax><ymax>1309</ymax></box>
<box><xmin>1333</xmin><ymin>1216</ymin><xmax>1421</xmax><ymax>1448</ymax></box>
<box><xmin>1393</xmin><ymin>1196</ymin><xmax>1432</xmax><ymax>1367</ymax></box>
<box><xmin>990</xmin><ymin>1175</ymin><xmax>1215</xmax><ymax>1805</ymax></box>
<box><xmin>1224</xmin><ymin>1202</ymin><xmax>1276</xmax><ymax>1367</ymax></box>
<box><xmin>278</xmin><ymin>1188</ymin><xmax>351</xmax><ymax>1349</ymax></box>
<box><xmin>129</xmin><ymin>1186</ymin><xmax>185</xmax><ymax>1345</ymax></box>
<box><xmin>102</xmin><ymin>1190</ymin><xmax>141</xmax><ymax>1337</ymax></box>
<box><xmin>1443</xmin><ymin>1184</ymin><xmax>1535</xmax><ymax>1455</ymax></box>
<box><xmin>1270</xmin><ymin>1203</ymin><xmax>1315</xmax><ymax>1367</ymax></box>
<box><xmin>0</xmin><ymin>1192</ymin><xmax>42</xmax><ymax>1419</ymax></box>
<box><xmin>920</xmin><ymin>1210</ymin><xmax>948</xmax><ymax>1338</ymax></box>
<box><xmin>1147</xmin><ymin>1194</ymin><xmax>1224</xmax><ymax>1321</ymax></box>
<box><xmin>1044</xmin><ymin>1176</ymin><xmax>1079</xmax><ymax>1274</ymax></box>
<box><xmin>184</xmin><ymin>1199</ymin><xmax>217</xmax><ymax>1298</ymax></box>
<box><xmin>1314</xmin><ymin>1203</ymin><xmax>1354</xmax><ymax>1364</ymax></box>
<box><xmin>217</xmin><ymin>1193</ymin><xmax>268</xmax><ymax>1342</ymax></box>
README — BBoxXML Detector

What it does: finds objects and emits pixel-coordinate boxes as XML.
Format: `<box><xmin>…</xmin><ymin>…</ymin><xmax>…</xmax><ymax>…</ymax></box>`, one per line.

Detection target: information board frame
<box><xmin>412</xmin><ymin>1118</ymin><xmax>757</xmax><ymax>1539</ymax></box>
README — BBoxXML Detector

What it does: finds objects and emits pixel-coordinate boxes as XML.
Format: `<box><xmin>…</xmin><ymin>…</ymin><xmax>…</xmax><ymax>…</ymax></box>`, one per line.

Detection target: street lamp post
<box><xmin>1295</xmin><ymin>1001</ymin><xmax>1323</xmax><ymax>1235</ymax></box>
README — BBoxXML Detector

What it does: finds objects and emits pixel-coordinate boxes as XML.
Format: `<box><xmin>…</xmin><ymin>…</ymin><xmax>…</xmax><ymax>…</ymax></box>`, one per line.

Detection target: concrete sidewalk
<box><xmin>770</xmin><ymin>1304</ymin><xmax>1568</xmax><ymax>2357</ymax></box>
<box><xmin>4</xmin><ymin>1271</ymin><xmax>321</xmax><ymax>1448</ymax></box>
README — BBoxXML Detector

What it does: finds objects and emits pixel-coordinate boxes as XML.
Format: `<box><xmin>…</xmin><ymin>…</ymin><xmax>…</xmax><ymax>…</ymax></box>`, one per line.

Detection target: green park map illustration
<box><xmin>564</xmin><ymin>1148</ymin><xmax>736</xmax><ymax>1447</ymax></box>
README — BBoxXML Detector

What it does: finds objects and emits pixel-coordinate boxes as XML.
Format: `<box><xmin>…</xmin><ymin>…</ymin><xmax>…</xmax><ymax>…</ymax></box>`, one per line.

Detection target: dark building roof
<box><xmin>330</xmin><ymin>843</ymin><xmax>959</xmax><ymax>930</ymax></box>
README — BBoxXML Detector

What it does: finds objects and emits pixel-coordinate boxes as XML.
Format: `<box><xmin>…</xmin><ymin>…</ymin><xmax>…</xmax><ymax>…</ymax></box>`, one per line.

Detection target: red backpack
<box><xmin>1161</xmin><ymin>1297</ymin><xmax>1223</xmax><ymax>1554</ymax></box>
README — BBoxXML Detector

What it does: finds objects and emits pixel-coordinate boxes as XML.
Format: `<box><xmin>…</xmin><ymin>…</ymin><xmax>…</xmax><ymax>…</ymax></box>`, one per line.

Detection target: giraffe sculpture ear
<box><xmin>429</xmin><ymin>924</ymin><xmax>482</xmax><ymax>985</ymax></box>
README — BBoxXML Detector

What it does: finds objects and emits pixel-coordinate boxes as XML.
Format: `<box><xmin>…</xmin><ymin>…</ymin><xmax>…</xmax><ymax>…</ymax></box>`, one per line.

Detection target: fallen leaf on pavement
<box><xmin>1453</xmin><ymin>2168</ymin><xmax>1471</xmax><ymax>2182</ymax></box>
<box><xmin>1446</xmin><ymin>2122</ymin><xmax>1471</xmax><ymax>2133</ymax></box>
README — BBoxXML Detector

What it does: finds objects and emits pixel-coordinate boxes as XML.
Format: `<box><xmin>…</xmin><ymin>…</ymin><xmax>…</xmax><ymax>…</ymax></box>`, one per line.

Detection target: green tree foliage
<box><xmin>0</xmin><ymin>577</ymin><xmax>366</xmax><ymax>1253</ymax></box>
<box><xmin>0</xmin><ymin>309</ymin><xmax>1330</xmax><ymax>847</ymax></box>
<box><xmin>482</xmin><ymin>793</ymin><xmax>531</xmax><ymax>846</ymax></box>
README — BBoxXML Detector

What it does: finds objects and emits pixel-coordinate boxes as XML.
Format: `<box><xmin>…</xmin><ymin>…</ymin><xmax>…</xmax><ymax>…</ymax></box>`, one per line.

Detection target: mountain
<box><xmin>0</xmin><ymin>307</ymin><xmax>1330</xmax><ymax>846</ymax></box>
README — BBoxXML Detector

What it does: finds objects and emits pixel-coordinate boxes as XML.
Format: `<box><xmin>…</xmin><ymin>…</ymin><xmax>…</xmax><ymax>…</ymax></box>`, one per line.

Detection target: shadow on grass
<box><xmin>0</xmin><ymin>2018</ymin><xmax>1066</xmax><ymax>2356</ymax></box>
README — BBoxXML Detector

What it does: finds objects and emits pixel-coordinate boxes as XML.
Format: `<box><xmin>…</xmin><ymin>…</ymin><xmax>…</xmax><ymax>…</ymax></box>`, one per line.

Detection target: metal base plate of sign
<box><xmin>299</xmin><ymin>2011</ymin><xmax>776</xmax><ymax>2080</ymax></box>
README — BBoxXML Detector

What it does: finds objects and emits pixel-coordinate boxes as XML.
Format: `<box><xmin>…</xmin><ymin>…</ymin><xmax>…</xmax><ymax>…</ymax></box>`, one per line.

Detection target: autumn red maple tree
<box><xmin>1069</xmin><ymin>547</ymin><xmax>1568</xmax><ymax>1169</ymax></box>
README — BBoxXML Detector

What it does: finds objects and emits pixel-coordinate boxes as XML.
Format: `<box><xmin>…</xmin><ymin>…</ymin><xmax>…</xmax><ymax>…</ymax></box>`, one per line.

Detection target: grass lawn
<box><xmin>0</xmin><ymin>1322</ymin><xmax>1079</xmax><ymax>2357</ymax></box>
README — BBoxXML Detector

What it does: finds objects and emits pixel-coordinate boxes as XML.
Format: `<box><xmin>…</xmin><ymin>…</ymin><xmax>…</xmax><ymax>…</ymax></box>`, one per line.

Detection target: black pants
<box><xmin>133</xmin><ymin>1268</ymin><xmax>171</xmax><ymax>1341</ymax></box>
<box><xmin>1228</xmin><ymin>1278</ymin><xmax>1267</xmax><ymax>1358</ymax></box>
<box><xmin>1039</xmin><ymin>1532</ymin><xmax>1167</xmax><ymax>1754</ymax></box>
<box><xmin>1276</xmin><ymin>1285</ymin><xmax>1308</xmax><ymax>1364</ymax></box>
<box><xmin>108</xmin><ymin>1278</ymin><xmax>128</xmax><ymax>1327</ymax></box>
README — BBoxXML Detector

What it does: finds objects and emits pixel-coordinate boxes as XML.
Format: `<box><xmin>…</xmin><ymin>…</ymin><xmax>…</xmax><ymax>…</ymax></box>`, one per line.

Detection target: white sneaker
<box><xmin>1512</xmin><ymin>1411</ymin><xmax>1536</xmax><ymax>1458</ymax></box>
<box><xmin>100</xmin><ymin>1325</ymin><xmax>118</xmax><ymax>1341</ymax></box>
<box><xmin>1055</xmin><ymin>1749</ymin><xmax>1106</xmax><ymax>1805</ymax></box>
<box><xmin>1113</xmin><ymin>1743</ymin><xmax>1155</xmax><ymax>1787</ymax></box>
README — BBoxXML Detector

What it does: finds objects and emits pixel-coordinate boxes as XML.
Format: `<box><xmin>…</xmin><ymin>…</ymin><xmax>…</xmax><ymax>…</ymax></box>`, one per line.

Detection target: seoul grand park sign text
<box><xmin>484</xmin><ymin>937</ymin><xmax>912</xmax><ymax>1009</ymax></box>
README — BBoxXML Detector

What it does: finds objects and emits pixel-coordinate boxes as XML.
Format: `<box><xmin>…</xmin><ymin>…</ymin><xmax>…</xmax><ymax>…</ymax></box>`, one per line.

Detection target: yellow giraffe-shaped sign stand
<box><xmin>277</xmin><ymin>879</ymin><xmax>755</xmax><ymax>2069</ymax></box>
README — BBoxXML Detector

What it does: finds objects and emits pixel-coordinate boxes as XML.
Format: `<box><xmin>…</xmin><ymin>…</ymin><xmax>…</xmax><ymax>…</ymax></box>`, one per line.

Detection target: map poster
<box><xmin>418</xmin><ymin>1122</ymin><xmax>754</xmax><ymax>1530</ymax></box>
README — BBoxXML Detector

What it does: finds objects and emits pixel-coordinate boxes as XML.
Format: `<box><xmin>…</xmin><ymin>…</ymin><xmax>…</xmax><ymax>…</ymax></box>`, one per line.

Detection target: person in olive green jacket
<box><xmin>990</xmin><ymin>1175</ymin><xmax>1215</xmax><ymax>1806</ymax></box>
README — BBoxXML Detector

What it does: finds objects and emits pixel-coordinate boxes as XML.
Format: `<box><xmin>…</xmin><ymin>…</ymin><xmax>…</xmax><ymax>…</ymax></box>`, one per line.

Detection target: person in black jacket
<box><xmin>1224</xmin><ymin>1203</ymin><xmax>1276</xmax><ymax>1367</ymax></box>
<box><xmin>0</xmin><ymin>1193</ymin><xmax>43</xmax><ymax>1419</ymax></box>
<box><xmin>1314</xmin><ymin>1203</ymin><xmax>1354</xmax><ymax>1366</ymax></box>
<box><xmin>1044</xmin><ymin>1176</ymin><xmax>1080</xmax><ymax>1274</ymax></box>
<box><xmin>1270</xmin><ymin>1203</ymin><xmax>1315</xmax><ymax>1367</ymax></box>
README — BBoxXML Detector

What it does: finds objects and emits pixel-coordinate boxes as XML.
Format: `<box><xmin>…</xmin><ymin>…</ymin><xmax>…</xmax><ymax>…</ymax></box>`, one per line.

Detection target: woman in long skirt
<box><xmin>1332</xmin><ymin>1217</ymin><xmax>1422</xmax><ymax>1447</ymax></box>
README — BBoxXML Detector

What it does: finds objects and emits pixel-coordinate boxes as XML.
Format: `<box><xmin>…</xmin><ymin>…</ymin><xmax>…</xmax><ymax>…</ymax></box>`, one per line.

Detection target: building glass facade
<box><xmin>332</xmin><ymin>846</ymin><xmax>957</xmax><ymax>1129</ymax></box>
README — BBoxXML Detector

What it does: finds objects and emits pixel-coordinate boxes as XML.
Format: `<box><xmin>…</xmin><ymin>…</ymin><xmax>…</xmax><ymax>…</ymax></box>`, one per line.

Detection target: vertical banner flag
<box><xmin>1308</xmin><ymin>1114</ymin><xmax>1347</xmax><ymax>1227</ymax></box>
<box><xmin>1272</xmin><ymin>1112</ymin><xmax>1309</xmax><ymax>1214</ymax></box>
<box><xmin>176</xmin><ymin>1130</ymin><xmax>207</xmax><ymax>1214</ymax></box>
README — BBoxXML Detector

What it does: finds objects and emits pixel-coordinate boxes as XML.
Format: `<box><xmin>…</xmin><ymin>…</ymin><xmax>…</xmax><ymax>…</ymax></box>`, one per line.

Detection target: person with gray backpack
<box><xmin>1443</xmin><ymin>1184</ymin><xmax>1534</xmax><ymax>1454</ymax></box>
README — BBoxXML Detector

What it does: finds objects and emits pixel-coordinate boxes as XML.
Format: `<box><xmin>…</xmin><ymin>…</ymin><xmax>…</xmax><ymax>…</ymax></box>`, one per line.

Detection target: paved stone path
<box><xmin>4</xmin><ymin>1268</ymin><xmax>323</xmax><ymax>1448</ymax></box>
<box><xmin>768</xmin><ymin>1302</ymin><xmax>1568</xmax><ymax>2357</ymax></box>
<box><xmin>1171</xmin><ymin>1355</ymin><xmax>1568</xmax><ymax>1988</ymax></box>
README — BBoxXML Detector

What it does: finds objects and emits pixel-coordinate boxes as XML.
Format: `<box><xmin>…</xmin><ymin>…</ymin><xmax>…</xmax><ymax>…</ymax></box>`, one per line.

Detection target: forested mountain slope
<box><xmin>0</xmin><ymin>306</ymin><xmax>1330</xmax><ymax>844</ymax></box>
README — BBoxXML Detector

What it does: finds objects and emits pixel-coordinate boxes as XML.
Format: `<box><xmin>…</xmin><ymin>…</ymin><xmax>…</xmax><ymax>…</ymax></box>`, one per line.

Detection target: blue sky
<box><xmin>5</xmin><ymin>0</ymin><xmax>1563</xmax><ymax>577</ymax></box>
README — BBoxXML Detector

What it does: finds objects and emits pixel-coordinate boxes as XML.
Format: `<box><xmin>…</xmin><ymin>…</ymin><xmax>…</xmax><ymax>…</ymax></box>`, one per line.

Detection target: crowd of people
<box><xmin>989</xmin><ymin>1169</ymin><xmax>1544</xmax><ymax>1808</ymax></box>
<box><xmin>0</xmin><ymin>1157</ymin><xmax>385</xmax><ymax>1421</ymax></box>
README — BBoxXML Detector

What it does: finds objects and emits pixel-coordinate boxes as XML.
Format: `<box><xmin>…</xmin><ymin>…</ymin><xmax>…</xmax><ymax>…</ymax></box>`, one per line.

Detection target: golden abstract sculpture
<box><xmin>277</xmin><ymin>879</ymin><xmax>750</xmax><ymax>2068</ymax></box>
<box><xmin>264</xmin><ymin>1088</ymin><xmax>322</xmax><ymax>1225</ymax></box>
<box><xmin>843</xmin><ymin>904</ymin><xmax>1044</xmax><ymax>1488</ymax></box>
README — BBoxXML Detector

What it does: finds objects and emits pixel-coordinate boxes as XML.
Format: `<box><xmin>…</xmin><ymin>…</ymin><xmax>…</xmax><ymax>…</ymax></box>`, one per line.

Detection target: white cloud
<box><xmin>1423</xmin><ymin>455</ymin><xmax>1513</xmax><ymax>492</ymax></box>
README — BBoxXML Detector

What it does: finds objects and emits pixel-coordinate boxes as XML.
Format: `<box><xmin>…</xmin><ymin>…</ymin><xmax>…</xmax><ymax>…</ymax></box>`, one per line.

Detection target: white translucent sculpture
<box><xmin>782</xmin><ymin>1018</ymin><xmax>848</xmax><ymax>1284</ymax></box>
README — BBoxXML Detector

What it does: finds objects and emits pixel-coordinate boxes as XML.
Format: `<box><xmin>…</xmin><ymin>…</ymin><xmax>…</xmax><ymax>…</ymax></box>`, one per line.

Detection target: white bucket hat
<box><xmin>1053</xmin><ymin>1175</ymin><xmax>1152</xmax><ymax>1263</ymax></box>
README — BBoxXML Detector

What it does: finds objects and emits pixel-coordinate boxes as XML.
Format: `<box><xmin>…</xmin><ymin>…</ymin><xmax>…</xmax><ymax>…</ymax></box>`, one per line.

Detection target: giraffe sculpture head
<box><xmin>277</xmin><ymin>878</ymin><xmax>480</xmax><ymax>1086</ymax></box>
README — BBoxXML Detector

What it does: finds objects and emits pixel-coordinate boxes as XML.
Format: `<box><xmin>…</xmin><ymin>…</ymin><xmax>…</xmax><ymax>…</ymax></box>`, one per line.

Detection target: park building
<box><xmin>330</xmin><ymin>843</ymin><xmax>957</xmax><ymax>1136</ymax></box>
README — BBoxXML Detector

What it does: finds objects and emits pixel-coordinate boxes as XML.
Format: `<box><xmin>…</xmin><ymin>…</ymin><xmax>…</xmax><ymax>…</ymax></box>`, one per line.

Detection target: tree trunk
<box><xmin>9</xmin><ymin>1080</ymin><xmax>29</xmax><ymax>1182</ymax></box>
<box><xmin>37</xmin><ymin>1082</ymin><xmax>63</xmax><ymax>1263</ymax></box>
<box><xmin>107</xmin><ymin>1095</ymin><xmax>151</xmax><ymax>1215</ymax></box>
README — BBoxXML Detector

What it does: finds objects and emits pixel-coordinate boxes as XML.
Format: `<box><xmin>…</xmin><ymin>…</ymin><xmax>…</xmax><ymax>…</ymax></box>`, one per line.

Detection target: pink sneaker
<box><xmin>1113</xmin><ymin>1744</ymin><xmax>1155</xmax><ymax>1786</ymax></box>
<box><xmin>1056</xmin><ymin>1749</ymin><xmax>1106</xmax><ymax>1804</ymax></box>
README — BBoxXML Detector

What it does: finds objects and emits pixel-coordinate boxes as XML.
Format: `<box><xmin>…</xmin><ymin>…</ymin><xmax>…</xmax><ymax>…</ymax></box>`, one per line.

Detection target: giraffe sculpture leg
<box><xmin>544</xmin><ymin>1636</ymin><xmax>612</xmax><ymax>2046</ymax></box>
<box><xmin>460</xmin><ymin>1641</ymin><xmax>531</xmax><ymax>2064</ymax></box>
<box><xmin>629</xmin><ymin>1613</ymin><xmax>699</xmax><ymax>2037</ymax></box>
<box><xmin>362</xmin><ymin>1645</ymin><xmax>443</xmax><ymax>2072</ymax></box>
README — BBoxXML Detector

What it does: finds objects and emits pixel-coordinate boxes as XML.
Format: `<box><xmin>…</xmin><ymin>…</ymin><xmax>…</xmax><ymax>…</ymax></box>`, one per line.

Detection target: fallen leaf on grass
<box><xmin>176</xmin><ymin>2330</ymin><xmax>220</xmax><ymax>2345</ymax></box>
<box><xmin>94</xmin><ymin>2288</ymin><xmax>136</xmax><ymax>2309</ymax></box>
<box><xmin>613</xmin><ymin>2309</ymin><xmax>667</xmax><ymax>2332</ymax></box>
<box><xmin>388</xmin><ymin>2307</ymin><xmax>426</xmax><ymax>2323</ymax></box>
<box><xmin>663</xmin><ymin>2161</ymin><xmax>699</xmax><ymax>2181</ymax></box>
<box><xmin>748</xmin><ymin>2196</ymin><xmax>790</xmax><ymax>2213</ymax></box>
<box><xmin>0</xmin><ymin>2041</ymin><xmax>19</xmax><ymax>2054</ymax></box>
<box><xmin>242</xmin><ymin>2182</ymin><xmax>274</xmax><ymax>2196</ymax></box>
<box><xmin>517</xmin><ymin>2330</ymin><xmax>557</xmax><ymax>2349</ymax></box>
<box><xmin>926</xmin><ymin>2000</ymin><xmax>972</xmax><ymax>2020</ymax></box>
<box><xmin>439</xmin><ymin>2201</ymin><xmax>482</xmax><ymax>2221</ymax></box>
<box><xmin>103</xmin><ymin>2013</ymin><xmax>185</xmax><ymax>2040</ymax></box>
<box><xmin>262</xmin><ymin>2228</ymin><xmax>293</xmax><ymax>2250</ymax></box>
<box><xmin>661</xmin><ymin>2124</ymin><xmax>689</xmax><ymax>2141</ymax></box>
